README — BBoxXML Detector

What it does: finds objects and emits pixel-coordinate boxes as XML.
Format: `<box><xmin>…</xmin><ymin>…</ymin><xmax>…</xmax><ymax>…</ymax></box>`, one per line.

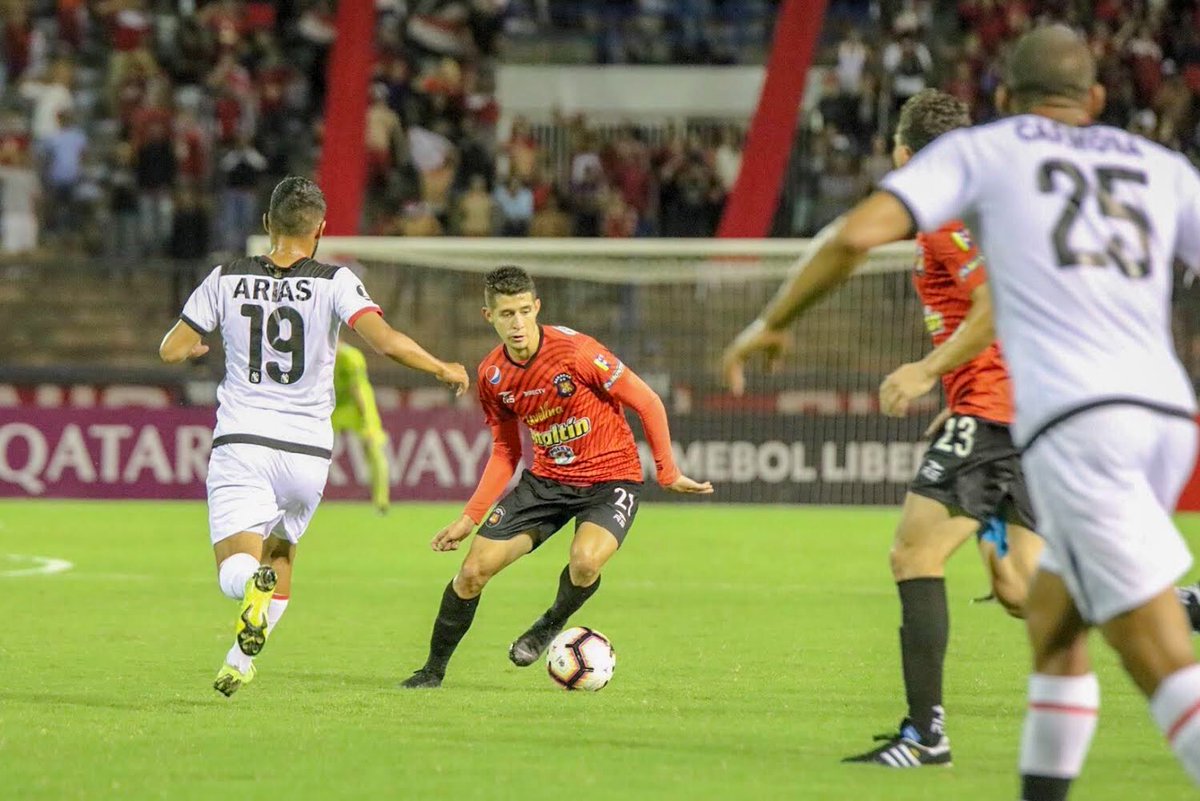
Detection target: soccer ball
<box><xmin>546</xmin><ymin>626</ymin><xmax>616</xmax><ymax>691</ymax></box>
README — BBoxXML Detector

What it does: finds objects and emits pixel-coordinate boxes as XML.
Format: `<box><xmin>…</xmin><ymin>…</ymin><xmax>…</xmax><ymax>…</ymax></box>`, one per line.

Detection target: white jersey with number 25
<box><xmin>181</xmin><ymin>256</ymin><xmax>381</xmax><ymax>453</ymax></box>
<box><xmin>881</xmin><ymin>116</ymin><xmax>1198</xmax><ymax>446</ymax></box>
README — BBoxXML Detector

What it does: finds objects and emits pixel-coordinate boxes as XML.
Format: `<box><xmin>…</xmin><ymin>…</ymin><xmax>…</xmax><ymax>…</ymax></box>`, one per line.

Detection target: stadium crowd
<box><xmin>1</xmin><ymin>0</ymin><xmax>1197</xmax><ymax>256</ymax></box>
<box><xmin>0</xmin><ymin>0</ymin><xmax>759</xmax><ymax>260</ymax></box>
<box><xmin>796</xmin><ymin>0</ymin><xmax>1200</xmax><ymax>233</ymax></box>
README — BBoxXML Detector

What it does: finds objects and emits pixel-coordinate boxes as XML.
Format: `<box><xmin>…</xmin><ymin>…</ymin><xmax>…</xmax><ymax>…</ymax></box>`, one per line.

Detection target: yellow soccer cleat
<box><xmin>213</xmin><ymin>661</ymin><xmax>257</xmax><ymax>697</ymax></box>
<box><xmin>235</xmin><ymin>565</ymin><xmax>277</xmax><ymax>657</ymax></box>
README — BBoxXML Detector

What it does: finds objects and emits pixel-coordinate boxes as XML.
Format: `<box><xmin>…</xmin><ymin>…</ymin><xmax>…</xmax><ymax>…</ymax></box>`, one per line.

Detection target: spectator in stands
<box><xmin>390</xmin><ymin>199</ymin><xmax>443</xmax><ymax>237</ymax></box>
<box><xmin>811</xmin><ymin>140</ymin><xmax>866</xmax><ymax>230</ymax></box>
<box><xmin>169</xmin><ymin>183</ymin><xmax>211</xmax><ymax>305</ymax></box>
<box><xmin>0</xmin><ymin>146</ymin><xmax>40</xmax><ymax>255</ymax></box>
<box><xmin>882</xmin><ymin>32</ymin><xmax>933</xmax><ymax>117</ymax></box>
<box><xmin>453</xmin><ymin>117</ymin><xmax>495</xmax><ymax>192</ymax></box>
<box><xmin>218</xmin><ymin>134</ymin><xmax>268</xmax><ymax>254</ymax></box>
<box><xmin>602</xmin><ymin>190</ymin><xmax>637</xmax><ymax>238</ymax></box>
<box><xmin>659</xmin><ymin>152</ymin><xmax>722</xmax><ymax>237</ymax></box>
<box><xmin>506</xmin><ymin>115</ymin><xmax>540</xmax><ymax>182</ymax></box>
<box><xmin>366</xmin><ymin>83</ymin><xmax>404</xmax><ymax>188</ymax></box>
<box><xmin>134</xmin><ymin>120</ymin><xmax>176</xmax><ymax>255</ymax></box>
<box><xmin>494</xmin><ymin>174</ymin><xmax>534</xmax><ymax>236</ymax></box>
<box><xmin>20</xmin><ymin>59</ymin><xmax>75</xmax><ymax>145</ymax></box>
<box><xmin>836</xmin><ymin>26</ymin><xmax>870</xmax><ymax>96</ymax></box>
<box><xmin>455</xmin><ymin>174</ymin><xmax>495</xmax><ymax>236</ymax></box>
<box><xmin>570</xmin><ymin>162</ymin><xmax>606</xmax><ymax>237</ymax></box>
<box><xmin>106</xmin><ymin>141</ymin><xmax>141</xmax><ymax>259</ymax></box>
<box><xmin>530</xmin><ymin>190</ymin><xmax>573</xmax><ymax>237</ymax></box>
<box><xmin>610</xmin><ymin>132</ymin><xmax>655</xmax><ymax>235</ymax></box>
<box><xmin>861</xmin><ymin>134</ymin><xmax>893</xmax><ymax>189</ymax></box>
<box><xmin>43</xmin><ymin>109</ymin><xmax>88</xmax><ymax>243</ymax></box>
<box><xmin>714</xmin><ymin>126</ymin><xmax>743</xmax><ymax>194</ymax></box>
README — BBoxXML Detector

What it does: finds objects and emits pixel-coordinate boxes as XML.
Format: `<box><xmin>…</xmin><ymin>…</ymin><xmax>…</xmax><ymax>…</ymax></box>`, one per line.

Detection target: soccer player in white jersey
<box><xmin>159</xmin><ymin>177</ymin><xmax>469</xmax><ymax>696</ymax></box>
<box><xmin>723</xmin><ymin>25</ymin><xmax>1200</xmax><ymax>798</ymax></box>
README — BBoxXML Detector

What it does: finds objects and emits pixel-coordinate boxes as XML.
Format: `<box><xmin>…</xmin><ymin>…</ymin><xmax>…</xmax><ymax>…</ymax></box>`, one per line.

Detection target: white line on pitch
<box><xmin>1</xmin><ymin>554</ymin><xmax>74</xmax><ymax>578</ymax></box>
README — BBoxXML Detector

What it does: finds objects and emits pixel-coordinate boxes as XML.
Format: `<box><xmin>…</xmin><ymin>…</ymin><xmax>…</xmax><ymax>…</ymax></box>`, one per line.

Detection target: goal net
<box><xmin>251</xmin><ymin>235</ymin><xmax>935</xmax><ymax>505</ymax></box>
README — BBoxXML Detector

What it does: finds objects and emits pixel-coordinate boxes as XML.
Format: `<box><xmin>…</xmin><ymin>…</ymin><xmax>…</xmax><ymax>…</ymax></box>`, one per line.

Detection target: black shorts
<box><xmin>478</xmin><ymin>471</ymin><xmax>642</xmax><ymax>550</ymax></box>
<box><xmin>909</xmin><ymin>414</ymin><xmax>1037</xmax><ymax>528</ymax></box>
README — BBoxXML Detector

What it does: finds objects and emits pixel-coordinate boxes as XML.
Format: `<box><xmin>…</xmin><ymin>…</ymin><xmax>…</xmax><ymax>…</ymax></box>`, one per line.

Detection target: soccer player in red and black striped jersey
<box><xmin>401</xmin><ymin>266</ymin><xmax>712</xmax><ymax>688</ymax></box>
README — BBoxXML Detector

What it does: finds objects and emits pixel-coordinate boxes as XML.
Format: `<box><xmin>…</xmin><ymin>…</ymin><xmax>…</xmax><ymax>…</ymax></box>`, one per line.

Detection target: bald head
<box><xmin>1005</xmin><ymin>24</ymin><xmax>1096</xmax><ymax>108</ymax></box>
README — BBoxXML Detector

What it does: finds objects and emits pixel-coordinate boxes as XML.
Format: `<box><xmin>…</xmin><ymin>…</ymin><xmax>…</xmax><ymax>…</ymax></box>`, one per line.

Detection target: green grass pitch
<box><xmin>2</xmin><ymin>500</ymin><xmax>1198</xmax><ymax>800</ymax></box>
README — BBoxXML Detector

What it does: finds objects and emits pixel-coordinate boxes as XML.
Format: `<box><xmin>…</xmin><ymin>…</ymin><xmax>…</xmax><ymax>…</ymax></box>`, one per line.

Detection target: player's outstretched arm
<box><xmin>721</xmin><ymin>193</ymin><xmax>914</xmax><ymax>394</ymax></box>
<box><xmin>879</xmin><ymin>282</ymin><xmax>996</xmax><ymax>417</ymax></box>
<box><xmin>158</xmin><ymin>320</ymin><xmax>210</xmax><ymax>364</ymax></box>
<box><xmin>352</xmin><ymin>312</ymin><xmax>469</xmax><ymax>396</ymax></box>
<box><xmin>432</xmin><ymin>418</ymin><xmax>523</xmax><ymax>551</ymax></box>
<box><xmin>609</xmin><ymin>369</ymin><xmax>713</xmax><ymax>494</ymax></box>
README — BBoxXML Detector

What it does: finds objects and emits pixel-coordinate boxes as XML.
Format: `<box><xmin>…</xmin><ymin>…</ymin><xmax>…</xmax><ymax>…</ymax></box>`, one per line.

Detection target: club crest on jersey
<box><xmin>486</xmin><ymin>506</ymin><xmax>506</xmax><ymax>527</ymax></box>
<box><xmin>950</xmin><ymin>229</ymin><xmax>972</xmax><ymax>252</ymax></box>
<box><xmin>486</xmin><ymin>365</ymin><xmax>502</xmax><ymax>385</ymax></box>
<box><xmin>553</xmin><ymin>372</ymin><xmax>576</xmax><ymax>397</ymax></box>
<box><xmin>548</xmin><ymin>444</ymin><xmax>577</xmax><ymax>466</ymax></box>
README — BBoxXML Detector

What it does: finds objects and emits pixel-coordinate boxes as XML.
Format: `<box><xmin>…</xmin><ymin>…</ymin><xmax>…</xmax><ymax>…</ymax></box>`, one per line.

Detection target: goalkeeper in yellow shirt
<box><xmin>332</xmin><ymin>341</ymin><xmax>390</xmax><ymax>514</ymax></box>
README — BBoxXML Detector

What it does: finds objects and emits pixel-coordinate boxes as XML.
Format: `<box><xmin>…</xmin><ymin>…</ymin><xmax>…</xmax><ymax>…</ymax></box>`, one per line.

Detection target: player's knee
<box><xmin>456</xmin><ymin>560</ymin><xmax>495</xmax><ymax>597</ymax></box>
<box><xmin>889</xmin><ymin>540</ymin><xmax>932</xmax><ymax>581</ymax></box>
<box><xmin>569</xmin><ymin>548</ymin><xmax>606</xmax><ymax>586</ymax></box>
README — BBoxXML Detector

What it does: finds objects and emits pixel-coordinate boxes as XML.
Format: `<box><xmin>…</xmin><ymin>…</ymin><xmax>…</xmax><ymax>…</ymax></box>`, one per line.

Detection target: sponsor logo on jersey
<box><xmin>499</xmin><ymin>390</ymin><xmax>516</xmax><ymax>405</ymax></box>
<box><xmin>531</xmin><ymin>416</ymin><xmax>592</xmax><ymax>448</ymax></box>
<box><xmin>593</xmin><ymin>354</ymin><xmax>611</xmax><ymax>372</ymax></box>
<box><xmin>950</xmin><ymin>229</ymin><xmax>972</xmax><ymax>252</ymax></box>
<box><xmin>603</xmin><ymin>361</ymin><xmax>625</xmax><ymax>391</ymax></box>
<box><xmin>547</xmin><ymin>444</ymin><xmax>577</xmax><ymax>466</ymax></box>
<box><xmin>486</xmin><ymin>506</ymin><xmax>506</xmax><ymax>527</ymax></box>
<box><xmin>923</xmin><ymin>306</ymin><xmax>945</xmax><ymax>335</ymax></box>
<box><xmin>958</xmin><ymin>255</ymin><xmax>983</xmax><ymax>281</ymax></box>
<box><xmin>553</xmin><ymin>372</ymin><xmax>576</xmax><ymax>398</ymax></box>
<box><xmin>355</xmin><ymin>283</ymin><xmax>372</xmax><ymax>300</ymax></box>
<box><xmin>522</xmin><ymin>388</ymin><xmax>545</xmax><ymax>397</ymax></box>
<box><xmin>525</xmin><ymin>404</ymin><xmax>564</xmax><ymax>425</ymax></box>
<box><xmin>486</xmin><ymin>365</ymin><xmax>502</xmax><ymax>385</ymax></box>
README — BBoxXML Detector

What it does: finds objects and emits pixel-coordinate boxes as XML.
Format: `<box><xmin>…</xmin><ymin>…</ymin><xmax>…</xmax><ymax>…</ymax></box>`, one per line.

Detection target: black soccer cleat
<box><xmin>842</xmin><ymin>720</ymin><xmax>952</xmax><ymax>768</ymax></box>
<box><xmin>399</xmin><ymin>668</ymin><xmax>444</xmax><ymax>689</ymax></box>
<box><xmin>509</xmin><ymin>616</ymin><xmax>561</xmax><ymax>667</ymax></box>
<box><xmin>1177</xmin><ymin>584</ymin><xmax>1200</xmax><ymax>634</ymax></box>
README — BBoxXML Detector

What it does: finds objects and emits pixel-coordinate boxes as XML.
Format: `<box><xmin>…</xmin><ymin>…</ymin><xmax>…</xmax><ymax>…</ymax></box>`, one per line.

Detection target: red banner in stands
<box><xmin>717</xmin><ymin>0</ymin><xmax>828</xmax><ymax>238</ymax></box>
<box><xmin>315</xmin><ymin>0</ymin><xmax>374</xmax><ymax>235</ymax></box>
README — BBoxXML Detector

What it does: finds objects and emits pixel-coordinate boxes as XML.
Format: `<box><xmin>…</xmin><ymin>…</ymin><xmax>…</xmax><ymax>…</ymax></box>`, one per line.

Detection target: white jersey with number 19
<box><xmin>880</xmin><ymin>116</ymin><xmax>1198</xmax><ymax>448</ymax></box>
<box><xmin>180</xmin><ymin>256</ymin><xmax>382</xmax><ymax>457</ymax></box>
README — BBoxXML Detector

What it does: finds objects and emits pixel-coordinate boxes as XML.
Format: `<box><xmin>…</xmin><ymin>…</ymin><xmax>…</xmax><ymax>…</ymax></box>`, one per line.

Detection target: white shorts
<box><xmin>1024</xmin><ymin>405</ymin><xmax>1198</xmax><ymax>624</ymax></box>
<box><xmin>206</xmin><ymin>443</ymin><xmax>330</xmax><ymax>545</ymax></box>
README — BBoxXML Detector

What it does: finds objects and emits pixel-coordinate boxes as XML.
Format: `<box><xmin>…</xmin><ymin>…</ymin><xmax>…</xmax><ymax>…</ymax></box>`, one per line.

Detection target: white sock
<box><xmin>224</xmin><ymin>642</ymin><xmax>252</xmax><ymax>672</ymax></box>
<box><xmin>266</xmin><ymin>595</ymin><xmax>289</xmax><ymax>634</ymax></box>
<box><xmin>1019</xmin><ymin>673</ymin><xmax>1100</xmax><ymax>779</ymax></box>
<box><xmin>217</xmin><ymin>553</ymin><xmax>260</xmax><ymax>601</ymax></box>
<box><xmin>1150</xmin><ymin>664</ymin><xmax>1200</xmax><ymax>784</ymax></box>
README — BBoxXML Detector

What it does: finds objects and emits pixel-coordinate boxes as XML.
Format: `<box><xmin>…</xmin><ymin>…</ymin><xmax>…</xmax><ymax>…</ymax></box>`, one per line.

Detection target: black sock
<box><xmin>897</xmin><ymin>577</ymin><xmax>949</xmax><ymax>740</ymax></box>
<box><xmin>543</xmin><ymin>566</ymin><xmax>601</xmax><ymax>628</ymax></box>
<box><xmin>1021</xmin><ymin>775</ymin><xmax>1071</xmax><ymax>801</ymax></box>
<box><xmin>422</xmin><ymin>581</ymin><xmax>480</xmax><ymax>676</ymax></box>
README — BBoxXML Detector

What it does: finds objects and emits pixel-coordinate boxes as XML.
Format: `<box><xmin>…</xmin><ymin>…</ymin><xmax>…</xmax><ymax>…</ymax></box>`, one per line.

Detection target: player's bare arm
<box><xmin>880</xmin><ymin>282</ymin><xmax>997</xmax><ymax>417</ymax></box>
<box><xmin>721</xmin><ymin>192</ymin><xmax>913</xmax><ymax>392</ymax></box>
<box><xmin>353</xmin><ymin>311</ymin><xmax>469</xmax><ymax>396</ymax></box>
<box><xmin>158</xmin><ymin>319</ymin><xmax>210</xmax><ymax>363</ymax></box>
<box><xmin>432</xmin><ymin>417</ymin><xmax>523</xmax><ymax>552</ymax></box>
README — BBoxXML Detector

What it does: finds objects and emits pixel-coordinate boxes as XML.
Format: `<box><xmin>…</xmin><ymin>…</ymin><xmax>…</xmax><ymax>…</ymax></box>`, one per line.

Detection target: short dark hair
<box><xmin>895</xmin><ymin>89</ymin><xmax>971</xmax><ymax>154</ymax></box>
<box><xmin>484</xmin><ymin>265</ymin><xmax>536</xmax><ymax>306</ymax></box>
<box><xmin>267</xmin><ymin>176</ymin><xmax>326</xmax><ymax>236</ymax></box>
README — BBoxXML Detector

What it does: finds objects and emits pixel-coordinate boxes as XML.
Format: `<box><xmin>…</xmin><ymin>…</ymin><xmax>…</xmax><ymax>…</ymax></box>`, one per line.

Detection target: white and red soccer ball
<box><xmin>546</xmin><ymin>627</ymin><xmax>615</xmax><ymax>691</ymax></box>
